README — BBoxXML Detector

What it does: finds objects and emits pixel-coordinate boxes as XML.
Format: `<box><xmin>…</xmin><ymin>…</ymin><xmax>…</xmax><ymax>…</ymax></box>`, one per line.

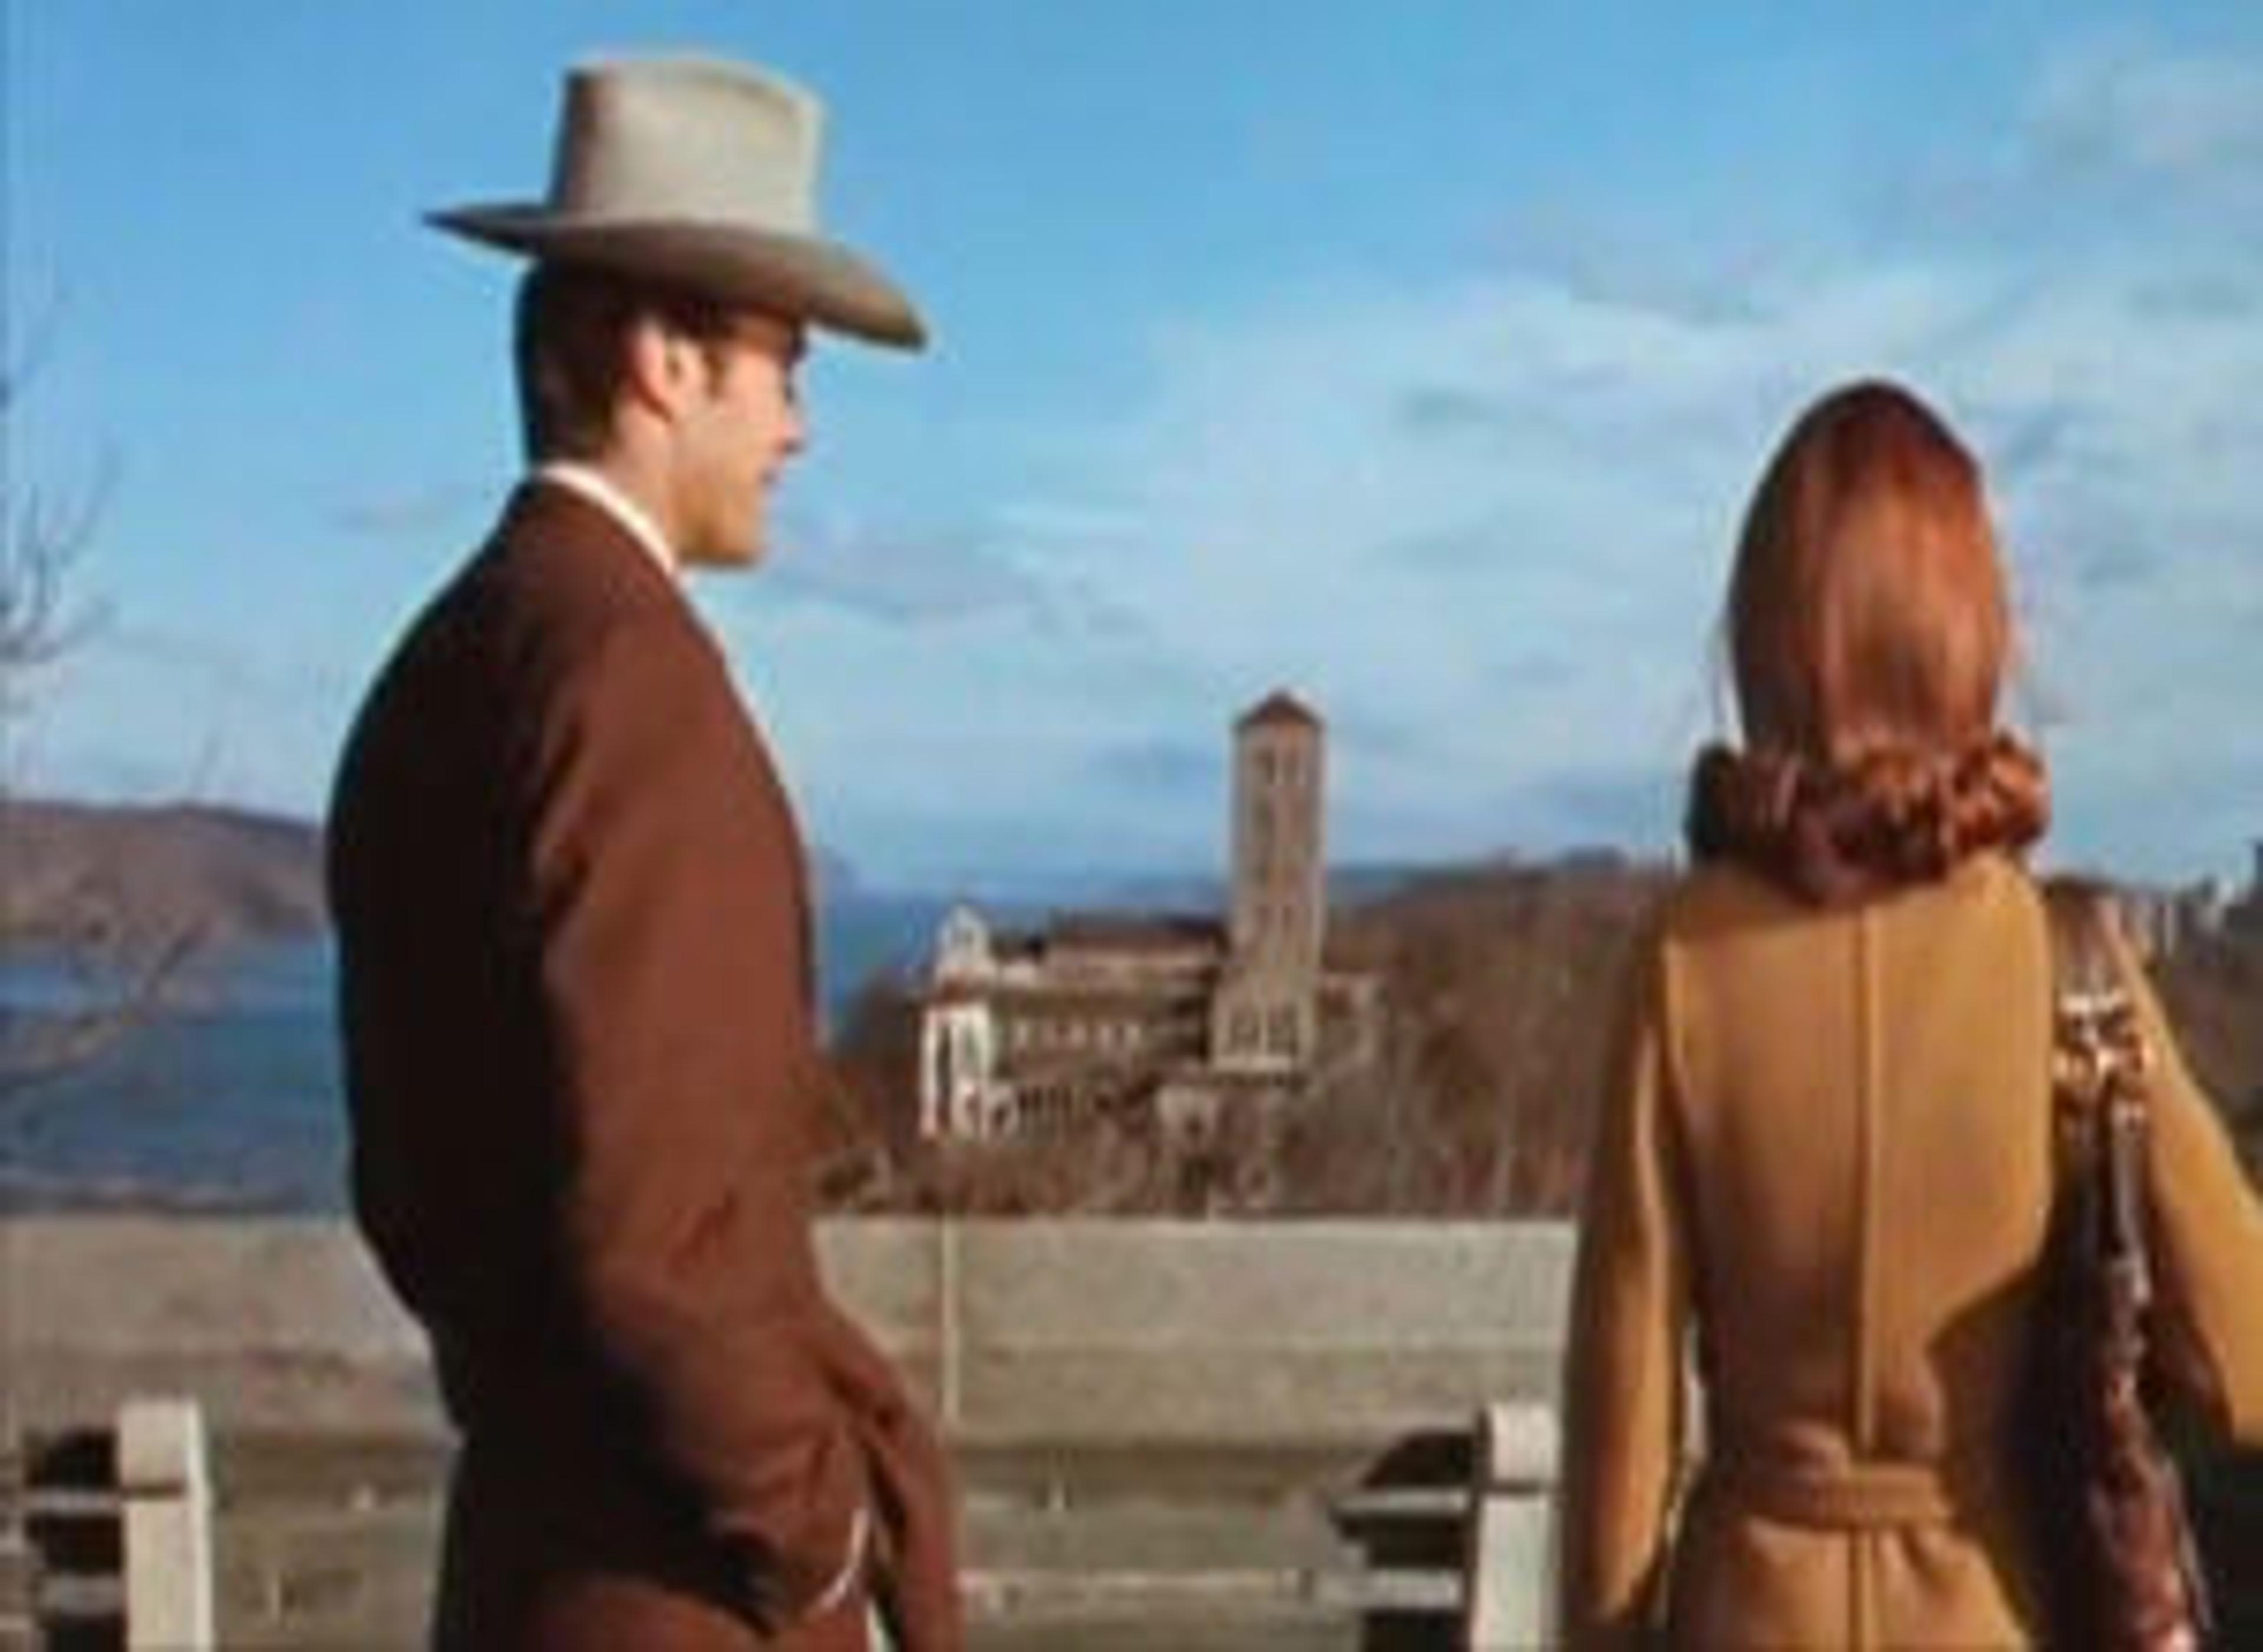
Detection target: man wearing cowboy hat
<box><xmin>328</xmin><ymin>57</ymin><xmax>959</xmax><ymax>1651</ymax></box>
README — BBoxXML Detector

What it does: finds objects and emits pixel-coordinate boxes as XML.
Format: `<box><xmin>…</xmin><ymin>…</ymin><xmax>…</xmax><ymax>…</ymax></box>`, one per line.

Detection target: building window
<box><xmin>1267</xmin><ymin>1007</ymin><xmax>1298</xmax><ymax>1055</ymax></box>
<box><xmin>1232</xmin><ymin>1008</ymin><xmax>1259</xmax><ymax>1051</ymax></box>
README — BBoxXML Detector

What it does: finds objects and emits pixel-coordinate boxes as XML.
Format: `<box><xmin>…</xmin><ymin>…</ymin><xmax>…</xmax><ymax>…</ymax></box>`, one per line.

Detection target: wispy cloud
<box><xmin>1395</xmin><ymin>385</ymin><xmax>1515</xmax><ymax>440</ymax></box>
<box><xmin>766</xmin><ymin>515</ymin><xmax>1040</xmax><ymax>624</ymax></box>
<box><xmin>1892</xmin><ymin>33</ymin><xmax>2263</xmax><ymax>256</ymax></box>
<box><xmin>941</xmin><ymin>51</ymin><xmax>2263</xmax><ymax>879</ymax></box>
<box><xmin>103</xmin><ymin>624</ymin><xmax>355</xmax><ymax>705</ymax></box>
<box><xmin>2026</xmin><ymin>40</ymin><xmax>2263</xmax><ymax>189</ymax></box>
<box><xmin>1084</xmin><ymin>737</ymin><xmax>1219</xmax><ymax>800</ymax></box>
<box><xmin>763</xmin><ymin>507</ymin><xmax>1149</xmax><ymax>643</ymax></box>
<box><xmin>720</xmin><ymin>29</ymin><xmax>2263</xmax><ymax>884</ymax></box>
<box><xmin>1502</xmin><ymin>765</ymin><xmax>1682</xmax><ymax>853</ymax></box>
<box><xmin>331</xmin><ymin>482</ymin><xmax>490</xmax><ymax>538</ymax></box>
<box><xmin>25</xmin><ymin>624</ymin><xmax>352</xmax><ymax>817</ymax></box>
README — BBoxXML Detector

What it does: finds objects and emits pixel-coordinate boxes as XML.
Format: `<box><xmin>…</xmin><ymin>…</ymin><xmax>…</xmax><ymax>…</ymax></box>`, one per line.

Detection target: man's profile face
<box><xmin>674</xmin><ymin>309</ymin><xmax>807</xmax><ymax>569</ymax></box>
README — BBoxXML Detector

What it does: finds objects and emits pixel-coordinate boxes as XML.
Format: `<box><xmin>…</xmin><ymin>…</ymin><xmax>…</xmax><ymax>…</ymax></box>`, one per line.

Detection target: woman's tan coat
<box><xmin>1558</xmin><ymin>853</ymin><xmax>2263</xmax><ymax>1648</ymax></box>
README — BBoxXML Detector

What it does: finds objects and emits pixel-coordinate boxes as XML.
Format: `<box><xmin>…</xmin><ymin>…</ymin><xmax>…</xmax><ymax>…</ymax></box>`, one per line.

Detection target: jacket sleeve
<box><xmin>2105</xmin><ymin>922</ymin><xmax>2263</xmax><ymax>1444</ymax></box>
<box><xmin>512</xmin><ymin>613</ymin><xmax>869</xmax><ymax>1629</ymax></box>
<box><xmin>815</xmin><ymin>1302</ymin><xmax>965</xmax><ymax>1652</ymax></box>
<box><xmin>1556</xmin><ymin>922</ymin><xmax>1693</xmax><ymax>1649</ymax></box>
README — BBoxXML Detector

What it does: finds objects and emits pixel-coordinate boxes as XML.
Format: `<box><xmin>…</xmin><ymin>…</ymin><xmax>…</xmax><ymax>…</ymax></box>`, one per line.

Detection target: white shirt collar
<box><xmin>533</xmin><ymin>461</ymin><xmax>679</xmax><ymax>579</ymax></box>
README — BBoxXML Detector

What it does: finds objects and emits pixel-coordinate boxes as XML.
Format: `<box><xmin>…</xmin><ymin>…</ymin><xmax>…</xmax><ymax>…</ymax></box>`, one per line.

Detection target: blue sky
<box><xmin>8</xmin><ymin>2</ymin><xmax>2261</xmax><ymax>889</ymax></box>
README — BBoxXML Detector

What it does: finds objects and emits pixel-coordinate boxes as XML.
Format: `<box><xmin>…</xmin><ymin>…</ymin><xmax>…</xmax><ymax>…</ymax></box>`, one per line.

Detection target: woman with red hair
<box><xmin>1555</xmin><ymin>380</ymin><xmax>2263</xmax><ymax>1647</ymax></box>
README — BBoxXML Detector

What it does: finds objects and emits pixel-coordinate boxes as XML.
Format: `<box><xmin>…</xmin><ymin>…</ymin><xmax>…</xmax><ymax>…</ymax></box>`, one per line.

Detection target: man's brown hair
<box><xmin>513</xmin><ymin>263</ymin><xmax>744</xmax><ymax>461</ymax></box>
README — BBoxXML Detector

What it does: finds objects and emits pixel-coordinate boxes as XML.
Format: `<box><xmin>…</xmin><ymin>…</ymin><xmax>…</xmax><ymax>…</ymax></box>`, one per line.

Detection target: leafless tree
<box><xmin>0</xmin><ymin>365</ymin><xmax>190</xmax><ymax>1104</ymax></box>
<box><xmin>2156</xmin><ymin>917</ymin><xmax>2263</xmax><ymax>1180</ymax></box>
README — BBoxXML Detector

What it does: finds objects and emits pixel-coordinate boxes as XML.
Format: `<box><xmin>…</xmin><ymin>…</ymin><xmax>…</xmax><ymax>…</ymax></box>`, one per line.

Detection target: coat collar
<box><xmin>530</xmin><ymin>463</ymin><xmax>679</xmax><ymax>581</ymax></box>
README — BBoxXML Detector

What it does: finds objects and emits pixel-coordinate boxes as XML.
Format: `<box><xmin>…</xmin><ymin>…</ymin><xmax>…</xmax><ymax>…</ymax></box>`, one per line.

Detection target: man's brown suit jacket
<box><xmin>328</xmin><ymin>482</ymin><xmax>959</xmax><ymax>1650</ymax></box>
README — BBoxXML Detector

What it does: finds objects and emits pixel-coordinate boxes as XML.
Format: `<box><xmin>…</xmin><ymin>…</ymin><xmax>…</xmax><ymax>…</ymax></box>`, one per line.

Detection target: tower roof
<box><xmin>1236</xmin><ymin>690</ymin><xmax>1322</xmax><ymax>731</ymax></box>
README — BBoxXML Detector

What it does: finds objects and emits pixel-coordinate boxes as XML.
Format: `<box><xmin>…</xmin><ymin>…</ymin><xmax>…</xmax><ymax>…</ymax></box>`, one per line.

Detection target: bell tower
<box><xmin>1212</xmin><ymin>691</ymin><xmax>1324</xmax><ymax>1071</ymax></box>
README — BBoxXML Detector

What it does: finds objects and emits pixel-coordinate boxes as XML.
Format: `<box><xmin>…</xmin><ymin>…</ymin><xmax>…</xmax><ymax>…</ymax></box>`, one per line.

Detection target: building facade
<box><xmin>915</xmin><ymin>692</ymin><xmax>1375</xmax><ymax>1141</ymax></box>
<box><xmin>1212</xmin><ymin>693</ymin><xmax>1325</xmax><ymax>1075</ymax></box>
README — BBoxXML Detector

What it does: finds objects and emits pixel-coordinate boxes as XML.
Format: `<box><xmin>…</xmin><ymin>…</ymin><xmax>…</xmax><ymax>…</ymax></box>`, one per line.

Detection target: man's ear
<box><xmin>621</xmin><ymin>314</ymin><xmax>694</xmax><ymax>423</ymax></box>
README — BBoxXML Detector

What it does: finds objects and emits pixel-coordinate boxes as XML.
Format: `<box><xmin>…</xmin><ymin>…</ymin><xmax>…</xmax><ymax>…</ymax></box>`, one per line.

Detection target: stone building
<box><xmin>2111</xmin><ymin>883</ymin><xmax>2209</xmax><ymax>962</ymax></box>
<box><xmin>2106</xmin><ymin>843</ymin><xmax>2259</xmax><ymax>961</ymax></box>
<box><xmin>1211</xmin><ymin>693</ymin><xmax>1325</xmax><ymax>1074</ymax></box>
<box><xmin>2237</xmin><ymin>840</ymin><xmax>2263</xmax><ymax>935</ymax></box>
<box><xmin>916</xmin><ymin>692</ymin><xmax>1377</xmax><ymax>1141</ymax></box>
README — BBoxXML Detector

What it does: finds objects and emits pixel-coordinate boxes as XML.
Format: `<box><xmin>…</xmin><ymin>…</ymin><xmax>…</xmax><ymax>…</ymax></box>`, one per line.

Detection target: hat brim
<box><xmin>430</xmin><ymin>204</ymin><xmax>926</xmax><ymax>351</ymax></box>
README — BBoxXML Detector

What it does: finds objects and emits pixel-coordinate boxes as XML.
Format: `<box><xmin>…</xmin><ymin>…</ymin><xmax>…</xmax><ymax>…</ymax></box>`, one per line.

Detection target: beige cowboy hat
<box><xmin>430</xmin><ymin>57</ymin><xmax>926</xmax><ymax>349</ymax></box>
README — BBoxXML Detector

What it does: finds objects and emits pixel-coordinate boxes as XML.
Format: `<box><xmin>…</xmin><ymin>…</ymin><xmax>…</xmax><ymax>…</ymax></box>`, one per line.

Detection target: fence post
<box><xmin>117</xmin><ymin>1397</ymin><xmax>215</xmax><ymax>1651</ymax></box>
<box><xmin>1462</xmin><ymin>1400</ymin><xmax>1559</xmax><ymax>1652</ymax></box>
<box><xmin>0</xmin><ymin>1431</ymin><xmax>32</xmax><ymax>1652</ymax></box>
<box><xmin>937</xmin><ymin>1216</ymin><xmax>963</xmax><ymax>1435</ymax></box>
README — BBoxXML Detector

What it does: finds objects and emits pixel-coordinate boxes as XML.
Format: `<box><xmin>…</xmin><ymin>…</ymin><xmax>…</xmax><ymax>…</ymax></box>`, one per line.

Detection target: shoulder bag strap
<box><xmin>2041</xmin><ymin>876</ymin><xmax>2154</xmax><ymax>1295</ymax></box>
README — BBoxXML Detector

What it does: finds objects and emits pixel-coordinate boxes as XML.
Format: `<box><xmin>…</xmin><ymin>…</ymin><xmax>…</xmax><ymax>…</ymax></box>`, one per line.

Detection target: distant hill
<box><xmin>0</xmin><ymin>799</ymin><xmax>328</xmax><ymax>947</ymax></box>
<box><xmin>0</xmin><ymin>797</ymin><xmax>866</xmax><ymax>950</ymax></box>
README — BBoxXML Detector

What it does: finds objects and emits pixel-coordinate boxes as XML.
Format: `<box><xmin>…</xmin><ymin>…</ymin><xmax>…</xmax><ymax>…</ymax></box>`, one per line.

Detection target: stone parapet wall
<box><xmin>1</xmin><ymin>1217</ymin><xmax>1575</xmax><ymax>1443</ymax></box>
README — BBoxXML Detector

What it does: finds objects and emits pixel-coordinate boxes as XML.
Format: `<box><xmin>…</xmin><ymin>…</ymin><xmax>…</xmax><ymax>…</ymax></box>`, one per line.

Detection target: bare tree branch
<box><xmin>1</xmin><ymin>363</ymin><xmax>190</xmax><ymax>1114</ymax></box>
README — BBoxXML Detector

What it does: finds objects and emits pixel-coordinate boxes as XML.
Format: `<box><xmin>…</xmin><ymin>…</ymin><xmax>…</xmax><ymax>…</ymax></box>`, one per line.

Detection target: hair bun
<box><xmin>1686</xmin><ymin>733</ymin><xmax>2049</xmax><ymax>904</ymax></box>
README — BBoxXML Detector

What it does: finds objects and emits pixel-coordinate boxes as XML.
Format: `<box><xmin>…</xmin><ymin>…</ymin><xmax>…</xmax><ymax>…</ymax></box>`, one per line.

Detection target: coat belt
<box><xmin>1704</xmin><ymin>1458</ymin><xmax>1994</xmax><ymax>1529</ymax></box>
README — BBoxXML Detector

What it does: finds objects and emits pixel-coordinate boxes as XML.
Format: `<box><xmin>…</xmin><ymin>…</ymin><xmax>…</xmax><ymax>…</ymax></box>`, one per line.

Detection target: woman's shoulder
<box><xmin>1652</xmin><ymin>850</ymin><xmax>2039</xmax><ymax>948</ymax></box>
<box><xmin>1648</xmin><ymin>858</ymin><xmax>1810</xmax><ymax>944</ymax></box>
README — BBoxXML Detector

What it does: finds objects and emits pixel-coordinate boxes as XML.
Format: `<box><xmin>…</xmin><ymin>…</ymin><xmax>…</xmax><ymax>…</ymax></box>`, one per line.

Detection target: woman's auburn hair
<box><xmin>1689</xmin><ymin>380</ymin><xmax>2049</xmax><ymax>901</ymax></box>
<box><xmin>1730</xmin><ymin>378</ymin><xmax>2005</xmax><ymax>760</ymax></box>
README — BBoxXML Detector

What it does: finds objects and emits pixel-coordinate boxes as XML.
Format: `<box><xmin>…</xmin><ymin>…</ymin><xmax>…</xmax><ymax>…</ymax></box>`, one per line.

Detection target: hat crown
<box><xmin>428</xmin><ymin>53</ymin><xmax>925</xmax><ymax>349</ymax></box>
<box><xmin>549</xmin><ymin>58</ymin><xmax>820</xmax><ymax>231</ymax></box>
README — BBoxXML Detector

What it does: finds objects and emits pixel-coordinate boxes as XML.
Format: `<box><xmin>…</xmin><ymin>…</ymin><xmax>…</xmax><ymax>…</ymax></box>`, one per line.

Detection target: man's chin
<box><xmin>684</xmin><ymin>536</ymin><xmax>767</xmax><ymax>572</ymax></box>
